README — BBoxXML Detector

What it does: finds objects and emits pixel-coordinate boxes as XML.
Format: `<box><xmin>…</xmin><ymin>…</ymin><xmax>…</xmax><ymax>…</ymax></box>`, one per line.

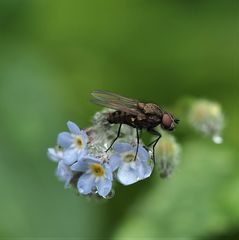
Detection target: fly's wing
<box><xmin>91</xmin><ymin>90</ymin><xmax>140</xmax><ymax>115</ymax></box>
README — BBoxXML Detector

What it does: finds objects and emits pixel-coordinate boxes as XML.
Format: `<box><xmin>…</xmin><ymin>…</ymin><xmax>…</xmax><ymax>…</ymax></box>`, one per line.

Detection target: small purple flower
<box><xmin>71</xmin><ymin>156</ymin><xmax>113</xmax><ymax>197</ymax></box>
<box><xmin>110</xmin><ymin>143</ymin><xmax>153</xmax><ymax>185</ymax></box>
<box><xmin>57</xmin><ymin>121</ymin><xmax>88</xmax><ymax>165</ymax></box>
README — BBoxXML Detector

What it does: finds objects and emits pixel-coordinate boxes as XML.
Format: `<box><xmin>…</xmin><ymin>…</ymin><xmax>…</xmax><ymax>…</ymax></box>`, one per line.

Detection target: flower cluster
<box><xmin>48</xmin><ymin>110</ymin><xmax>161</xmax><ymax>199</ymax></box>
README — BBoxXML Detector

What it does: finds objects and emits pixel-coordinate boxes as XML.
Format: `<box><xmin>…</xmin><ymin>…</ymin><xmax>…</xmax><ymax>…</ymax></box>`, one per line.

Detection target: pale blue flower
<box><xmin>71</xmin><ymin>156</ymin><xmax>113</xmax><ymax>197</ymax></box>
<box><xmin>57</xmin><ymin>121</ymin><xmax>88</xmax><ymax>165</ymax></box>
<box><xmin>110</xmin><ymin>143</ymin><xmax>153</xmax><ymax>185</ymax></box>
<box><xmin>56</xmin><ymin>160</ymin><xmax>73</xmax><ymax>188</ymax></box>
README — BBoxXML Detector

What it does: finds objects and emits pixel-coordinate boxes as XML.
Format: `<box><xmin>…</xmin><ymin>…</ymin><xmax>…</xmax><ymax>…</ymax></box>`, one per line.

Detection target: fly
<box><xmin>91</xmin><ymin>90</ymin><xmax>179</xmax><ymax>162</ymax></box>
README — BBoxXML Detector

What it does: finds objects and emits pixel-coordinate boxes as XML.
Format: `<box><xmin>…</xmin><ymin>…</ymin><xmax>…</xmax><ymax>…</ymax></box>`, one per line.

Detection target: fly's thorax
<box><xmin>138</xmin><ymin>102</ymin><xmax>163</xmax><ymax>116</ymax></box>
<box><xmin>148</xmin><ymin>114</ymin><xmax>162</xmax><ymax>126</ymax></box>
<box><xmin>134</xmin><ymin>113</ymin><xmax>160</xmax><ymax>129</ymax></box>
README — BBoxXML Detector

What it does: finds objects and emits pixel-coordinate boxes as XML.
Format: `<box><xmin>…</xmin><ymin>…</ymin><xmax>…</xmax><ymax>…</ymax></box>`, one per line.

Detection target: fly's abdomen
<box><xmin>107</xmin><ymin>111</ymin><xmax>134</xmax><ymax>126</ymax></box>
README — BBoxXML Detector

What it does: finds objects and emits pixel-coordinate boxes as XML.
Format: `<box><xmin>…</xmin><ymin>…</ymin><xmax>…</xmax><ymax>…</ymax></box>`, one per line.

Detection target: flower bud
<box><xmin>188</xmin><ymin>100</ymin><xmax>224</xmax><ymax>144</ymax></box>
<box><xmin>154</xmin><ymin>132</ymin><xmax>181</xmax><ymax>178</ymax></box>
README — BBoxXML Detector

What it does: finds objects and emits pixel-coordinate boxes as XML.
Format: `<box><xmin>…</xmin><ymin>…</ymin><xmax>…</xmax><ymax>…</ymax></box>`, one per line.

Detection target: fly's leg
<box><xmin>147</xmin><ymin>129</ymin><xmax>161</xmax><ymax>164</ymax></box>
<box><xmin>106</xmin><ymin>123</ymin><xmax>122</xmax><ymax>152</ymax></box>
<box><xmin>134</xmin><ymin>128</ymin><xmax>140</xmax><ymax>161</ymax></box>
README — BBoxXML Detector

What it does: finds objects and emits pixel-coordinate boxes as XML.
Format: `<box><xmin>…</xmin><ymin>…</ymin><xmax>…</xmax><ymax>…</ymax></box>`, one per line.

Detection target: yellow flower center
<box><xmin>74</xmin><ymin>136</ymin><xmax>83</xmax><ymax>149</ymax></box>
<box><xmin>90</xmin><ymin>163</ymin><xmax>105</xmax><ymax>177</ymax></box>
<box><xmin>122</xmin><ymin>152</ymin><xmax>135</xmax><ymax>162</ymax></box>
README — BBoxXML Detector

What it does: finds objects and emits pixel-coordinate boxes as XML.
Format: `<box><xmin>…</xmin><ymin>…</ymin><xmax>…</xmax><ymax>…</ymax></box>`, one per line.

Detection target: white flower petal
<box><xmin>129</xmin><ymin>161</ymin><xmax>137</xmax><ymax>170</ymax></box>
<box><xmin>71</xmin><ymin>159</ymin><xmax>89</xmax><ymax>172</ymax></box>
<box><xmin>47</xmin><ymin>148</ymin><xmax>63</xmax><ymax>162</ymax></box>
<box><xmin>109</xmin><ymin>155</ymin><xmax>121</xmax><ymax>171</ymax></box>
<box><xmin>77</xmin><ymin>149</ymin><xmax>88</xmax><ymax>160</ymax></box>
<box><xmin>63</xmin><ymin>149</ymin><xmax>77</xmax><ymax>165</ymax></box>
<box><xmin>114</xmin><ymin>143</ymin><xmax>133</xmax><ymax>153</ymax></box>
<box><xmin>104</xmin><ymin>164</ymin><xmax>113</xmax><ymax>180</ymax></box>
<box><xmin>57</xmin><ymin>132</ymin><xmax>73</xmax><ymax>148</ymax></box>
<box><xmin>137</xmin><ymin>146</ymin><xmax>150</xmax><ymax>162</ymax></box>
<box><xmin>56</xmin><ymin>160</ymin><xmax>73</xmax><ymax>187</ymax></box>
<box><xmin>77</xmin><ymin>173</ymin><xmax>95</xmax><ymax>195</ymax></box>
<box><xmin>81</xmin><ymin>155</ymin><xmax>101</xmax><ymax>164</ymax></box>
<box><xmin>117</xmin><ymin>163</ymin><xmax>138</xmax><ymax>185</ymax></box>
<box><xmin>136</xmin><ymin>161</ymin><xmax>153</xmax><ymax>180</ymax></box>
<box><xmin>96</xmin><ymin>178</ymin><xmax>112</xmax><ymax>197</ymax></box>
<box><xmin>80</xmin><ymin>131</ymin><xmax>89</xmax><ymax>145</ymax></box>
<box><xmin>67</xmin><ymin>121</ymin><xmax>81</xmax><ymax>134</ymax></box>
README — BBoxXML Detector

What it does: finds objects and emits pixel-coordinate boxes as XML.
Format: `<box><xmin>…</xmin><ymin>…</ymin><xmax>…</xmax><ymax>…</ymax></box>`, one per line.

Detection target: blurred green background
<box><xmin>0</xmin><ymin>0</ymin><xmax>238</xmax><ymax>239</ymax></box>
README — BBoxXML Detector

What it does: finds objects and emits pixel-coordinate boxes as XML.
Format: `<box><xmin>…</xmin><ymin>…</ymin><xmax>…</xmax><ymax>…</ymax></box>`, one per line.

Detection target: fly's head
<box><xmin>161</xmin><ymin>112</ymin><xmax>180</xmax><ymax>131</ymax></box>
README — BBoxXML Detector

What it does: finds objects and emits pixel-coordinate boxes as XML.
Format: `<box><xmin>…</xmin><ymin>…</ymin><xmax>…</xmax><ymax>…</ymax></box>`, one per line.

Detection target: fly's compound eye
<box><xmin>162</xmin><ymin>113</ymin><xmax>174</xmax><ymax>130</ymax></box>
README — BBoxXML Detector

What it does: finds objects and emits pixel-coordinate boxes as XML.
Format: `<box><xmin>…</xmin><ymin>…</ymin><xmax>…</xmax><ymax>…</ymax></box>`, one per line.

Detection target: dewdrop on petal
<box><xmin>188</xmin><ymin>99</ymin><xmax>224</xmax><ymax>144</ymax></box>
<box><xmin>154</xmin><ymin>132</ymin><xmax>181</xmax><ymax>178</ymax></box>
